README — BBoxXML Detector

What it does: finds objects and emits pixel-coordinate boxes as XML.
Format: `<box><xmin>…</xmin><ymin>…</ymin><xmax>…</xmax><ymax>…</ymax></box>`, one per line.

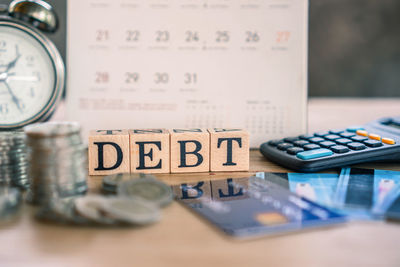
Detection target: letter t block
<box><xmin>88</xmin><ymin>130</ymin><xmax>130</xmax><ymax>175</ymax></box>
<box><xmin>208</xmin><ymin>128</ymin><xmax>249</xmax><ymax>172</ymax></box>
<box><xmin>129</xmin><ymin>129</ymin><xmax>170</xmax><ymax>173</ymax></box>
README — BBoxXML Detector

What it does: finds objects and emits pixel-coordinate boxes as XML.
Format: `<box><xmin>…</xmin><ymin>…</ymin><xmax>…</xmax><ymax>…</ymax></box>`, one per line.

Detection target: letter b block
<box><xmin>169</xmin><ymin>128</ymin><xmax>210</xmax><ymax>173</ymax></box>
<box><xmin>208</xmin><ymin>128</ymin><xmax>249</xmax><ymax>171</ymax></box>
<box><xmin>130</xmin><ymin>129</ymin><xmax>170</xmax><ymax>173</ymax></box>
<box><xmin>88</xmin><ymin>130</ymin><xmax>130</xmax><ymax>175</ymax></box>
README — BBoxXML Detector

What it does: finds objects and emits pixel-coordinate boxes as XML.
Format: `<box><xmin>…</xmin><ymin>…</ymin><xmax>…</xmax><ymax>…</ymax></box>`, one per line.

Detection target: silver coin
<box><xmin>74</xmin><ymin>195</ymin><xmax>117</xmax><ymax>225</ymax></box>
<box><xmin>117</xmin><ymin>177</ymin><xmax>173</xmax><ymax>207</ymax></box>
<box><xmin>102</xmin><ymin>173</ymin><xmax>153</xmax><ymax>192</ymax></box>
<box><xmin>100</xmin><ymin>197</ymin><xmax>161</xmax><ymax>225</ymax></box>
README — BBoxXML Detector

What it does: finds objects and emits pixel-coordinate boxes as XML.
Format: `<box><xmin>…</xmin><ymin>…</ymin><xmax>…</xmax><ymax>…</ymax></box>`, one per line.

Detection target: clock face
<box><xmin>0</xmin><ymin>24</ymin><xmax>56</xmax><ymax>127</ymax></box>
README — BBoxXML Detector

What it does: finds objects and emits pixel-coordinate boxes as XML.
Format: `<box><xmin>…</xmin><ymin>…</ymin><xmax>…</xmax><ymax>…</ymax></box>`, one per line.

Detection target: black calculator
<box><xmin>260</xmin><ymin>116</ymin><xmax>400</xmax><ymax>172</ymax></box>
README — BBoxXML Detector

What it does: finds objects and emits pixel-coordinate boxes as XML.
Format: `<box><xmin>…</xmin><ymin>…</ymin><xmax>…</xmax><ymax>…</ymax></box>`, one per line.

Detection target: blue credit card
<box><xmin>172</xmin><ymin>176</ymin><xmax>346</xmax><ymax>239</ymax></box>
<box><xmin>334</xmin><ymin>168</ymin><xmax>400</xmax><ymax>219</ymax></box>
<box><xmin>255</xmin><ymin>172</ymin><xmax>339</xmax><ymax>206</ymax></box>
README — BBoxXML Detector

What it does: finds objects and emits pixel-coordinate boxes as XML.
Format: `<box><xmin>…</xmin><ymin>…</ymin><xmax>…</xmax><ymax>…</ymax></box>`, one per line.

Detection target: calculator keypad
<box><xmin>273</xmin><ymin>127</ymin><xmax>397</xmax><ymax>160</ymax></box>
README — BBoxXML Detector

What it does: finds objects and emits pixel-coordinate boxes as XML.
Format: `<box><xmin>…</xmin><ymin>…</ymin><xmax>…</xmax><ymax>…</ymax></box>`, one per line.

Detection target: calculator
<box><xmin>260</xmin><ymin>117</ymin><xmax>400</xmax><ymax>172</ymax></box>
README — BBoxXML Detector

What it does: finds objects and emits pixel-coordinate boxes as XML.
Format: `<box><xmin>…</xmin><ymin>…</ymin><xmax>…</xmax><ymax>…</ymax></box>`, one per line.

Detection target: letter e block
<box><xmin>88</xmin><ymin>130</ymin><xmax>130</xmax><ymax>175</ymax></box>
<box><xmin>130</xmin><ymin>129</ymin><xmax>170</xmax><ymax>174</ymax></box>
<box><xmin>208</xmin><ymin>128</ymin><xmax>249</xmax><ymax>171</ymax></box>
<box><xmin>169</xmin><ymin>128</ymin><xmax>210</xmax><ymax>173</ymax></box>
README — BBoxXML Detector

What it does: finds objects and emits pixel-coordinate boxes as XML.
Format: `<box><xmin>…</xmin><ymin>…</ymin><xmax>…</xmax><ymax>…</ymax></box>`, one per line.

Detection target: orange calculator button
<box><xmin>356</xmin><ymin>130</ymin><xmax>368</xmax><ymax>137</ymax></box>
<box><xmin>382</xmin><ymin>137</ymin><xmax>396</xmax><ymax>145</ymax></box>
<box><xmin>368</xmin><ymin>133</ymin><xmax>381</xmax><ymax>141</ymax></box>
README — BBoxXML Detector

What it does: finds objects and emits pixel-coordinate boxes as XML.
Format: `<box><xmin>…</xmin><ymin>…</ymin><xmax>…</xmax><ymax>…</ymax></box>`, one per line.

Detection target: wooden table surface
<box><xmin>1</xmin><ymin>98</ymin><xmax>400</xmax><ymax>267</ymax></box>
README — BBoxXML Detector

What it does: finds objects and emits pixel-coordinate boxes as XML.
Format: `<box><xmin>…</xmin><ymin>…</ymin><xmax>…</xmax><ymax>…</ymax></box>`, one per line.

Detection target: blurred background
<box><xmin>0</xmin><ymin>0</ymin><xmax>399</xmax><ymax>97</ymax></box>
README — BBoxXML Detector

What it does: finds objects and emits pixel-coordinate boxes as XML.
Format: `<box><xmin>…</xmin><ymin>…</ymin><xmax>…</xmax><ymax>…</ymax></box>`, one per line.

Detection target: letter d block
<box><xmin>170</xmin><ymin>129</ymin><xmax>210</xmax><ymax>173</ymax></box>
<box><xmin>130</xmin><ymin>129</ymin><xmax>170</xmax><ymax>174</ymax></box>
<box><xmin>88</xmin><ymin>130</ymin><xmax>130</xmax><ymax>175</ymax></box>
<box><xmin>208</xmin><ymin>128</ymin><xmax>249</xmax><ymax>171</ymax></box>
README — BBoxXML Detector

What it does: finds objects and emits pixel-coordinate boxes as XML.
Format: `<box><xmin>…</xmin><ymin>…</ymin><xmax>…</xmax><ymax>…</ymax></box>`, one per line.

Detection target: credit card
<box><xmin>172</xmin><ymin>176</ymin><xmax>346</xmax><ymax>239</ymax></box>
<box><xmin>255</xmin><ymin>172</ymin><xmax>339</xmax><ymax>206</ymax></box>
<box><xmin>334</xmin><ymin>168</ymin><xmax>400</xmax><ymax>219</ymax></box>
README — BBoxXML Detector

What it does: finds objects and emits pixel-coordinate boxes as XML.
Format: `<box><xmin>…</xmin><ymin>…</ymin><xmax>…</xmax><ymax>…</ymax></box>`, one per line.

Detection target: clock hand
<box><xmin>3</xmin><ymin>81</ymin><xmax>23</xmax><ymax>112</ymax></box>
<box><xmin>4</xmin><ymin>45</ymin><xmax>21</xmax><ymax>73</ymax></box>
<box><xmin>7</xmin><ymin>75</ymin><xmax>38</xmax><ymax>82</ymax></box>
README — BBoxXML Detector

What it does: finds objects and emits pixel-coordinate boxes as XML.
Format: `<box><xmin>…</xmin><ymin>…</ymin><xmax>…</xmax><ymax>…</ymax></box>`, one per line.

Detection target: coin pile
<box><xmin>0</xmin><ymin>131</ymin><xmax>29</xmax><ymax>189</ymax></box>
<box><xmin>36</xmin><ymin>174</ymin><xmax>173</xmax><ymax>226</ymax></box>
<box><xmin>24</xmin><ymin>122</ymin><xmax>88</xmax><ymax>205</ymax></box>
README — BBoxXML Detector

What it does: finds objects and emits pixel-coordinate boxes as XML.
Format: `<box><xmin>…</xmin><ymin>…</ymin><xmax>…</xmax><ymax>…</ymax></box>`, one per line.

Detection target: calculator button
<box><xmin>331</xmin><ymin>145</ymin><xmax>350</xmax><ymax>153</ymax></box>
<box><xmin>364</xmin><ymin>140</ymin><xmax>383</xmax><ymax>147</ymax></box>
<box><xmin>320</xmin><ymin>141</ymin><xmax>336</xmax><ymax>148</ymax></box>
<box><xmin>329</xmin><ymin>129</ymin><xmax>345</xmax><ymax>134</ymax></box>
<box><xmin>287</xmin><ymin>147</ymin><xmax>304</xmax><ymax>155</ymax></box>
<box><xmin>351</xmin><ymin>135</ymin><xmax>368</xmax><ymax>142</ymax></box>
<box><xmin>284</xmin><ymin>137</ymin><xmax>300</xmax><ymax>143</ymax></box>
<box><xmin>268</xmin><ymin>139</ymin><xmax>284</xmax><ymax>146</ymax></box>
<box><xmin>368</xmin><ymin>133</ymin><xmax>381</xmax><ymax>141</ymax></box>
<box><xmin>325</xmin><ymin>134</ymin><xmax>341</xmax><ymax>141</ymax></box>
<box><xmin>356</xmin><ymin>130</ymin><xmax>368</xmax><ymax>137</ymax></box>
<box><xmin>382</xmin><ymin>137</ymin><xmax>396</xmax><ymax>145</ymax></box>
<box><xmin>340</xmin><ymin>132</ymin><xmax>356</xmax><ymax>138</ymax></box>
<box><xmin>335</xmin><ymin>138</ymin><xmax>352</xmax><ymax>145</ymax></box>
<box><xmin>347</xmin><ymin>142</ymin><xmax>366</xmax><ymax>151</ymax></box>
<box><xmin>299</xmin><ymin>134</ymin><xmax>314</xmax><ymax>140</ymax></box>
<box><xmin>296</xmin><ymin>149</ymin><xmax>333</xmax><ymax>160</ymax></box>
<box><xmin>309</xmin><ymin>137</ymin><xmax>325</xmax><ymax>143</ymax></box>
<box><xmin>303</xmin><ymin>144</ymin><xmax>321</xmax><ymax>150</ymax></box>
<box><xmin>293</xmin><ymin>140</ymin><xmax>310</xmax><ymax>147</ymax></box>
<box><xmin>277</xmin><ymin>143</ymin><xmax>293</xmax><ymax>151</ymax></box>
<box><xmin>315</xmin><ymin>131</ymin><xmax>330</xmax><ymax>137</ymax></box>
<box><xmin>347</xmin><ymin>126</ymin><xmax>365</xmax><ymax>132</ymax></box>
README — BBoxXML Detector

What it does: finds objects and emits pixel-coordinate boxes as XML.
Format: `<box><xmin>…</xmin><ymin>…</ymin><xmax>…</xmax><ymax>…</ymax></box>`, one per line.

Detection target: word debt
<box><xmin>88</xmin><ymin>128</ymin><xmax>250</xmax><ymax>175</ymax></box>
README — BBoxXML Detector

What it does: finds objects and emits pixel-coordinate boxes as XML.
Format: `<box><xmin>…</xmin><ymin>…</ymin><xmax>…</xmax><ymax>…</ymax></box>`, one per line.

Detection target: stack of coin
<box><xmin>24</xmin><ymin>122</ymin><xmax>88</xmax><ymax>205</ymax></box>
<box><xmin>0</xmin><ymin>131</ymin><xmax>29</xmax><ymax>189</ymax></box>
<box><xmin>36</xmin><ymin>173</ymin><xmax>174</xmax><ymax>226</ymax></box>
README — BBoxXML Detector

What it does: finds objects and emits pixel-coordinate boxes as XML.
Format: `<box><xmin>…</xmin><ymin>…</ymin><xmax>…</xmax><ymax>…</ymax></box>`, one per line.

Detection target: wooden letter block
<box><xmin>88</xmin><ymin>130</ymin><xmax>130</xmax><ymax>175</ymax></box>
<box><xmin>169</xmin><ymin>128</ymin><xmax>210</xmax><ymax>173</ymax></box>
<box><xmin>129</xmin><ymin>129</ymin><xmax>170</xmax><ymax>174</ymax></box>
<box><xmin>208</xmin><ymin>128</ymin><xmax>249</xmax><ymax>171</ymax></box>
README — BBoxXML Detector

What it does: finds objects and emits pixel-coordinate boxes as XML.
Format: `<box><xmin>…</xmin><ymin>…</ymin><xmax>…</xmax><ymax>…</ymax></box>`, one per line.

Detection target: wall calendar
<box><xmin>66</xmin><ymin>0</ymin><xmax>308</xmax><ymax>147</ymax></box>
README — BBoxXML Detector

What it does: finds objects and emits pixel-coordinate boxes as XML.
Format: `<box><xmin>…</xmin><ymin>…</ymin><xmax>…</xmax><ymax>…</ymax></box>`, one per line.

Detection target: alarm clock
<box><xmin>0</xmin><ymin>0</ymin><xmax>64</xmax><ymax>129</ymax></box>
